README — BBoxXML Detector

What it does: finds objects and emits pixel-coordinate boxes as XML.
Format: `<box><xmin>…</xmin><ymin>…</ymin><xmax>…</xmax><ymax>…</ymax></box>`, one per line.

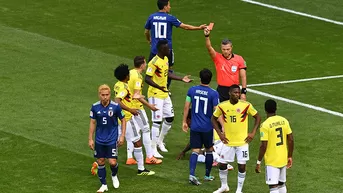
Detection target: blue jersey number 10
<box><xmin>194</xmin><ymin>96</ymin><xmax>208</xmax><ymax>114</ymax></box>
<box><xmin>153</xmin><ymin>22</ymin><xmax>167</xmax><ymax>38</ymax></box>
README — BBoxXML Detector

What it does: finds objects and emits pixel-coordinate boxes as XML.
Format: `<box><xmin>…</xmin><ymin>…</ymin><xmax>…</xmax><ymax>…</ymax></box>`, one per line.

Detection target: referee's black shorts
<box><xmin>217</xmin><ymin>85</ymin><xmax>231</xmax><ymax>102</ymax></box>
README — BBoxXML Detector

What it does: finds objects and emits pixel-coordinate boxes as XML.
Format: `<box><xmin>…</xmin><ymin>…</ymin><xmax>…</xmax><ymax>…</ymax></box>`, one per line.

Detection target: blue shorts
<box><xmin>190</xmin><ymin>130</ymin><xmax>213</xmax><ymax>149</ymax></box>
<box><xmin>94</xmin><ymin>142</ymin><xmax>118</xmax><ymax>159</ymax></box>
<box><xmin>149</xmin><ymin>49</ymin><xmax>174</xmax><ymax>67</ymax></box>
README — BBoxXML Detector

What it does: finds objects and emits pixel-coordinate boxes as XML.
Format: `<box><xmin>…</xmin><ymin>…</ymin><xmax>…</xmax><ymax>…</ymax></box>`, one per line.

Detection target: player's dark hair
<box><xmin>157</xmin><ymin>39</ymin><xmax>168</xmax><ymax>52</ymax></box>
<box><xmin>221</xmin><ymin>39</ymin><xmax>233</xmax><ymax>46</ymax></box>
<box><xmin>114</xmin><ymin>63</ymin><xmax>130</xmax><ymax>81</ymax></box>
<box><xmin>229</xmin><ymin>84</ymin><xmax>240</xmax><ymax>92</ymax></box>
<box><xmin>265</xmin><ymin>99</ymin><xmax>277</xmax><ymax>113</ymax></box>
<box><xmin>134</xmin><ymin>56</ymin><xmax>145</xmax><ymax>68</ymax></box>
<box><xmin>157</xmin><ymin>0</ymin><xmax>169</xmax><ymax>10</ymax></box>
<box><xmin>199</xmin><ymin>68</ymin><xmax>212</xmax><ymax>84</ymax></box>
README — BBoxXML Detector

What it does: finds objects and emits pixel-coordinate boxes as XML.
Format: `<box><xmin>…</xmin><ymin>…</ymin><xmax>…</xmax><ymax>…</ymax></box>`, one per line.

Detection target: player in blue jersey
<box><xmin>182</xmin><ymin>68</ymin><xmax>219</xmax><ymax>185</ymax></box>
<box><xmin>144</xmin><ymin>0</ymin><xmax>207</xmax><ymax>89</ymax></box>
<box><xmin>88</xmin><ymin>84</ymin><xmax>126</xmax><ymax>193</ymax></box>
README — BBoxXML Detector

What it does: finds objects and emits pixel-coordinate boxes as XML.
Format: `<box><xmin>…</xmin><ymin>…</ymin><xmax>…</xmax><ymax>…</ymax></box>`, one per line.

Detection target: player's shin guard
<box><xmin>151</xmin><ymin>123</ymin><xmax>160</xmax><ymax>154</ymax></box>
<box><xmin>127</xmin><ymin>140</ymin><xmax>134</xmax><ymax>159</ymax></box>
<box><xmin>237</xmin><ymin>171</ymin><xmax>246</xmax><ymax>192</ymax></box>
<box><xmin>219</xmin><ymin>169</ymin><xmax>228</xmax><ymax>188</ymax></box>
<box><xmin>134</xmin><ymin>147</ymin><xmax>144</xmax><ymax>170</ymax></box>
<box><xmin>278</xmin><ymin>184</ymin><xmax>287</xmax><ymax>193</ymax></box>
<box><xmin>142</xmin><ymin>129</ymin><xmax>153</xmax><ymax>158</ymax></box>
<box><xmin>158</xmin><ymin>120</ymin><xmax>172</xmax><ymax>144</ymax></box>
<box><xmin>110</xmin><ymin>163</ymin><xmax>118</xmax><ymax>177</ymax></box>
<box><xmin>98</xmin><ymin>164</ymin><xmax>107</xmax><ymax>185</ymax></box>
<box><xmin>205</xmin><ymin>152</ymin><xmax>213</xmax><ymax>177</ymax></box>
<box><xmin>189</xmin><ymin>152</ymin><xmax>198</xmax><ymax>176</ymax></box>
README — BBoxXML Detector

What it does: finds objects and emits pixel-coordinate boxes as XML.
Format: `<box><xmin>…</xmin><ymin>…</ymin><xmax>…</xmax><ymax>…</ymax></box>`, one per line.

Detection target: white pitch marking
<box><xmin>241</xmin><ymin>0</ymin><xmax>343</xmax><ymax>26</ymax></box>
<box><xmin>248</xmin><ymin>75</ymin><xmax>343</xmax><ymax>87</ymax></box>
<box><xmin>248</xmin><ymin>88</ymin><xmax>343</xmax><ymax>118</ymax></box>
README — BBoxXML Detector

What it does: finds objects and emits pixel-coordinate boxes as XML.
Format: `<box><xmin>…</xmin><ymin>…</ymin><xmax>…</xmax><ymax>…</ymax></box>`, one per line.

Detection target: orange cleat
<box><xmin>126</xmin><ymin>158</ymin><xmax>137</xmax><ymax>165</ymax></box>
<box><xmin>91</xmin><ymin>161</ymin><xmax>98</xmax><ymax>176</ymax></box>
<box><xmin>145</xmin><ymin>156</ymin><xmax>162</xmax><ymax>164</ymax></box>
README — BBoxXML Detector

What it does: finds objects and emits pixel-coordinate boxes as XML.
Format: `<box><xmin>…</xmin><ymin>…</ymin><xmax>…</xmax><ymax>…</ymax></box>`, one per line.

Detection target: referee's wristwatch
<box><xmin>241</xmin><ymin>88</ymin><xmax>247</xmax><ymax>94</ymax></box>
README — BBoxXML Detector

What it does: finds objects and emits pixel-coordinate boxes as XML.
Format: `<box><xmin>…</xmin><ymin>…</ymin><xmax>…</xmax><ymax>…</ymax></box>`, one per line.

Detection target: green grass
<box><xmin>1</xmin><ymin>0</ymin><xmax>343</xmax><ymax>192</ymax></box>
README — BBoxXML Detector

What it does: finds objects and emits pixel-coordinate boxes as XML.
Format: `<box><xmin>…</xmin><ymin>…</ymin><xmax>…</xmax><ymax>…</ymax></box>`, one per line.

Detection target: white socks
<box><xmin>133</xmin><ymin>147</ymin><xmax>144</xmax><ymax>170</ymax></box>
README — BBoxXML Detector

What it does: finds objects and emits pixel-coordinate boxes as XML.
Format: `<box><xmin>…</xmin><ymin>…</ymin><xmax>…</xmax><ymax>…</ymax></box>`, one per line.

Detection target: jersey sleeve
<box><xmin>116</xmin><ymin>105</ymin><xmax>125</xmax><ymax>120</ymax></box>
<box><xmin>169</xmin><ymin>15</ymin><xmax>182</xmax><ymax>27</ymax></box>
<box><xmin>146</xmin><ymin>62</ymin><xmax>156</xmax><ymax>76</ymax></box>
<box><xmin>212</xmin><ymin>52</ymin><xmax>221</xmax><ymax>65</ymax></box>
<box><xmin>116</xmin><ymin>87</ymin><xmax>128</xmax><ymax>100</ymax></box>
<box><xmin>144</xmin><ymin>16</ymin><xmax>152</xmax><ymax>29</ymax></box>
<box><xmin>247</xmin><ymin>103</ymin><xmax>258</xmax><ymax>116</ymax></box>
<box><xmin>90</xmin><ymin>105</ymin><xmax>96</xmax><ymax>119</ymax></box>
<box><xmin>285</xmin><ymin>120</ymin><xmax>293</xmax><ymax>135</ymax></box>
<box><xmin>260</xmin><ymin>123</ymin><xmax>269</xmax><ymax>141</ymax></box>
<box><xmin>238</xmin><ymin>56</ymin><xmax>247</xmax><ymax>69</ymax></box>
<box><xmin>213</xmin><ymin>105</ymin><xmax>223</xmax><ymax>118</ymax></box>
<box><xmin>212</xmin><ymin>91</ymin><xmax>219</xmax><ymax>107</ymax></box>
<box><xmin>133</xmin><ymin>77</ymin><xmax>143</xmax><ymax>91</ymax></box>
<box><xmin>186</xmin><ymin>88</ymin><xmax>192</xmax><ymax>101</ymax></box>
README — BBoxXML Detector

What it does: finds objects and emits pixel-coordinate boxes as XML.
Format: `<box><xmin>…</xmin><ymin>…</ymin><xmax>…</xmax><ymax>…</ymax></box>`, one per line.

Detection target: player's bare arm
<box><xmin>118</xmin><ymin>118</ymin><xmax>126</xmax><ymax>147</ymax></box>
<box><xmin>177</xmin><ymin>142</ymin><xmax>191</xmax><ymax>160</ymax></box>
<box><xmin>245</xmin><ymin>112</ymin><xmax>261</xmax><ymax>143</ymax></box>
<box><xmin>204</xmin><ymin>28</ymin><xmax>216</xmax><ymax>59</ymax></box>
<box><xmin>255</xmin><ymin>141</ymin><xmax>267</xmax><ymax>173</ymax></box>
<box><xmin>114</xmin><ymin>97</ymin><xmax>139</xmax><ymax>116</ymax></box>
<box><xmin>144</xmin><ymin>29</ymin><xmax>151</xmax><ymax>44</ymax></box>
<box><xmin>168</xmin><ymin>72</ymin><xmax>193</xmax><ymax>83</ymax></box>
<box><xmin>211</xmin><ymin>115</ymin><xmax>229</xmax><ymax>144</ymax></box>
<box><xmin>145</xmin><ymin>75</ymin><xmax>168</xmax><ymax>92</ymax></box>
<box><xmin>134</xmin><ymin>89</ymin><xmax>158</xmax><ymax>111</ymax></box>
<box><xmin>88</xmin><ymin>118</ymin><xmax>96</xmax><ymax>150</ymax></box>
<box><xmin>179</xmin><ymin>23</ymin><xmax>207</xmax><ymax>30</ymax></box>
<box><xmin>287</xmin><ymin>133</ymin><xmax>294</xmax><ymax>168</ymax></box>
<box><xmin>182</xmin><ymin>101</ymin><xmax>191</xmax><ymax>132</ymax></box>
<box><xmin>239</xmin><ymin>68</ymin><xmax>247</xmax><ymax>101</ymax></box>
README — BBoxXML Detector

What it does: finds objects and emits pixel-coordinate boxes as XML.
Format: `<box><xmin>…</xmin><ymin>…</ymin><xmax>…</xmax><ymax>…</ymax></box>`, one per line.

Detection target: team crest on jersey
<box><xmin>231</xmin><ymin>66</ymin><xmax>237</xmax><ymax>72</ymax></box>
<box><xmin>236</xmin><ymin>108</ymin><xmax>241</xmax><ymax>113</ymax></box>
<box><xmin>108</xmin><ymin>110</ymin><xmax>113</xmax><ymax>117</ymax></box>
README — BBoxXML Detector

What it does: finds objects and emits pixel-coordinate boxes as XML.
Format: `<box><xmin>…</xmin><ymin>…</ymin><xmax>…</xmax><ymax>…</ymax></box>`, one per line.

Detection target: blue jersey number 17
<box><xmin>194</xmin><ymin>96</ymin><xmax>208</xmax><ymax>114</ymax></box>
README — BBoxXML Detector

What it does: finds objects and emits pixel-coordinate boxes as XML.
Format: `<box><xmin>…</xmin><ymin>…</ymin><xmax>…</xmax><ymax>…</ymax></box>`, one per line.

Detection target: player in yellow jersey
<box><xmin>145</xmin><ymin>40</ymin><xmax>192</xmax><ymax>158</ymax></box>
<box><xmin>211</xmin><ymin>84</ymin><xmax>261</xmax><ymax>193</ymax></box>
<box><xmin>255</xmin><ymin>99</ymin><xmax>294</xmax><ymax>193</ymax></box>
<box><xmin>114</xmin><ymin>64</ymin><xmax>155</xmax><ymax>176</ymax></box>
<box><xmin>127</xmin><ymin>56</ymin><xmax>162</xmax><ymax>165</ymax></box>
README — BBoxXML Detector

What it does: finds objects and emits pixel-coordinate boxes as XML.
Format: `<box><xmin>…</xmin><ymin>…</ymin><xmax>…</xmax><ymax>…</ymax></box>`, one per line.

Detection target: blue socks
<box><xmin>205</xmin><ymin>152</ymin><xmax>213</xmax><ymax>177</ymax></box>
<box><xmin>98</xmin><ymin>164</ymin><xmax>107</xmax><ymax>185</ymax></box>
<box><xmin>111</xmin><ymin>163</ymin><xmax>118</xmax><ymax>176</ymax></box>
<box><xmin>189</xmin><ymin>152</ymin><xmax>199</xmax><ymax>176</ymax></box>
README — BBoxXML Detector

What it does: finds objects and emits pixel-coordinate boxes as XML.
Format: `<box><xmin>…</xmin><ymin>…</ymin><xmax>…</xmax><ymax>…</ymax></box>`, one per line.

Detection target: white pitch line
<box><xmin>248</xmin><ymin>75</ymin><xmax>343</xmax><ymax>87</ymax></box>
<box><xmin>248</xmin><ymin>88</ymin><xmax>343</xmax><ymax>118</ymax></box>
<box><xmin>241</xmin><ymin>0</ymin><xmax>343</xmax><ymax>26</ymax></box>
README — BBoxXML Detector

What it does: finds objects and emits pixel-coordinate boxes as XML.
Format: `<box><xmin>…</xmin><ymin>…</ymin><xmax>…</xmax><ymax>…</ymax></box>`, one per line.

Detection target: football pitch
<box><xmin>1</xmin><ymin>0</ymin><xmax>343</xmax><ymax>192</ymax></box>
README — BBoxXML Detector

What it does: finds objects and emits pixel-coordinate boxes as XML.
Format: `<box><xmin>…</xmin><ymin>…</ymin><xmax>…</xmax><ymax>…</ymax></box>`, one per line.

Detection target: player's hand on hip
<box><xmin>245</xmin><ymin>132</ymin><xmax>255</xmax><ymax>143</ymax></box>
<box><xmin>287</xmin><ymin>157</ymin><xmax>293</xmax><ymax>169</ymax></box>
<box><xmin>117</xmin><ymin>135</ymin><xmax>125</xmax><ymax>147</ymax></box>
<box><xmin>88</xmin><ymin>139</ymin><xmax>94</xmax><ymax>150</ymax></box>
<box><xmin>130</xmin><ymin>109</ymin><xmax>139</xmax><ymax>116</ymax></box>
<box><xmin>219</xmin><ymin>133</ymin><xmax>229</xmax><ymax>144</ymax></box>
<box><xmin>255</xmin><ymin>164</ymin><xmax>261</xmax><ymax>173</ymax></box>
<box><xmin>182</xmin><ymin>75</ymin><xmax>193</xmax><ymax>83</ymax></box>
<box><xmin>182</xmin><ymin>122</ymin><xmax>189</xmax><ymax>132</ymax></box>
<box><xmin>159</xmin><ymin>86</ymin><xmax>169</xmax><ymax>92</ymax></box>
<box><xmin>240</xmin><ymin>93</ymin><xmax>246</xmax><ymax>101</ymax></box>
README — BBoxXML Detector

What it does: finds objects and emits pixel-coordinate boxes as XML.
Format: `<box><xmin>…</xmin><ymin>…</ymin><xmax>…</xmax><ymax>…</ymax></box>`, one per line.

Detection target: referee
<box><xmin>204</xmin><ymin>28</ymin><xmax>247</xmax><ymax>102</ymax></box>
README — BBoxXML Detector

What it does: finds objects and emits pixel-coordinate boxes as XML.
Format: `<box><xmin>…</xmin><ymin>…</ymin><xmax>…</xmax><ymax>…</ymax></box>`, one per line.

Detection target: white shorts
<box><xmin>213</xmin><ymin>140</ymin><xmax>224</xmax><ymax>155</ymax></box>
<box><xmin>133</xmin><ymin>109</ymin><xmax>150</xmax><ymax>133</ymax></box>
<box><xmin>217</xmin><ymin>144</ymin><xmax>249</xmax><ymax>164</ymax></box>
<box><xmin>125</xmin><ymin>118</ymin><xmax>141</xmax><ymax>143</ymax></box>
<box><xmin>148</xmin><ymin>96</ymin><xmax>174</xmax><ymax>122</ymax></box>
<box><xmin>265</xmin><ymin>165</ymin><xmax>287</xmax><ymax>185</ymax></box>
